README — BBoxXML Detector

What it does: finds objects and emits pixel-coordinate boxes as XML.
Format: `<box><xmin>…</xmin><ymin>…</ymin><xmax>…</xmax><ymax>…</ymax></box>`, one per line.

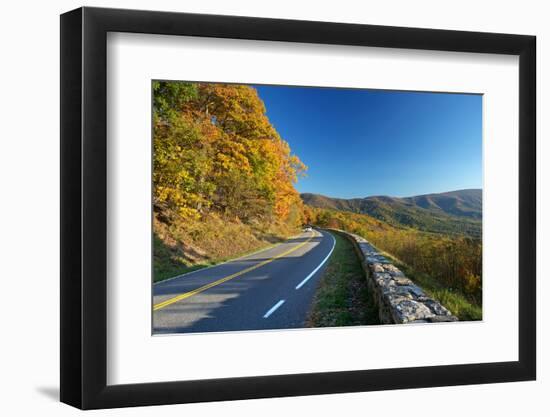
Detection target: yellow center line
<box><xmin>153</xmin><ymin>233</ymin><xmax>315</xmax><ymax>311</ymax></box>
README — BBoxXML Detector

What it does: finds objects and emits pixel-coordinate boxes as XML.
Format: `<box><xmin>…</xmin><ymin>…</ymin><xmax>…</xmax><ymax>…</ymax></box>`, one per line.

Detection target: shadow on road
<box><xmin>152</xmin><ymin>231</ymin><xmax>331</xmax><ymax>334</ymax></box>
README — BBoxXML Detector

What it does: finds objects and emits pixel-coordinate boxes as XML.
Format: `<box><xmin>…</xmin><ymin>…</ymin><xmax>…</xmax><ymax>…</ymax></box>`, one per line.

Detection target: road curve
<box><xmin>153</xmin><ymin>229</ymin><xmax>335</xmax><ymax>334</ymax></box>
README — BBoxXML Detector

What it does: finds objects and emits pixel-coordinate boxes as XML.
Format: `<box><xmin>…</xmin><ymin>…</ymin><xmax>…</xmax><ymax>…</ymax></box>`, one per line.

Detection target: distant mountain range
<box><xmin>301</xmin><ymin>189</ymin><xmax>482</xmax><ymax>237</ymax></box>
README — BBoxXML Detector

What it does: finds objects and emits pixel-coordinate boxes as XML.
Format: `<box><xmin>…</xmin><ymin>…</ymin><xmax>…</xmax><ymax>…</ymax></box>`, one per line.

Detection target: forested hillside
<box><xmin>153</xmin><ymin>81</ymin><xmax>306</xmax><ymax>281</ymax></box>
<box><xmin>302</xmin><ymin>189</ymin><xmax>482</xmax><ymax>237</ymax></box>
<box><xmin>305</xmin><ymin>206</ymin><xmax>482</xmax><ymax>319</ymax></box>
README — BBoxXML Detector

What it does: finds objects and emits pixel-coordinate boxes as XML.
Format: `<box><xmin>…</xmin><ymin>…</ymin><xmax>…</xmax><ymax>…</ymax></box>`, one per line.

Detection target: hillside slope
<box><xmin>307</xmin><ymin>207</ymin><xmax>482</xmax><ymax>320</ymax></box>
<box><xmin>404</xmin><ymin>189</ymin><xmax>482</xmax><ymax>219</ymax></box>
<box><xmin>301</xmin><ymin>189</ymin><xmax>482</xmax><ymax>237</ymax></box>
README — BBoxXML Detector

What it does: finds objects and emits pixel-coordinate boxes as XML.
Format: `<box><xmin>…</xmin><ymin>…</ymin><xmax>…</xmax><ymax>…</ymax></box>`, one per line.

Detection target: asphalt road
<box><xmin>153</xmin><ymin>229</ymin><xmax>336</xmax><ymax>334</ymax></box>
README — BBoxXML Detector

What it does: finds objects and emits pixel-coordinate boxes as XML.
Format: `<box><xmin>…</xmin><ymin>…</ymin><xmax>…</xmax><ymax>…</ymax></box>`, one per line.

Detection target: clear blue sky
<box><xmin>254</xmin><ymin>85</ymin><xmax>482</xmax><ymax>199</ymax></box>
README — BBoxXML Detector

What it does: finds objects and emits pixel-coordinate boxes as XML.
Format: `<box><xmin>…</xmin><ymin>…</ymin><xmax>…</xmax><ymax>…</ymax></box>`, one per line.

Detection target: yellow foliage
<box><xmin>153</xmin><ymin>81</ymin><xmax>307</xmax><ymax>233</ymax></box>
<box><xmin>311</xmin><ymin>207</ymin><xmax>482</xmax><ymax>303</ymax></box>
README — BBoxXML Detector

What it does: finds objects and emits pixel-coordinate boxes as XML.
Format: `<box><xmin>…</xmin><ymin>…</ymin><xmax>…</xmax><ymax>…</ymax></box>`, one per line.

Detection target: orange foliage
<box><xmin>153</xmin><ymin>81</ymin><xmax>307</xmax><ymax>228</ymax></box>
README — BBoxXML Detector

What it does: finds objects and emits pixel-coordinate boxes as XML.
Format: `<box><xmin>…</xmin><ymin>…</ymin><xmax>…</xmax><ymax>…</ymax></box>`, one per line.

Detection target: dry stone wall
<box><xmin>331</xmin><ymin>229</ymin><xmax>458</xmax><ymax>324</ymax></box>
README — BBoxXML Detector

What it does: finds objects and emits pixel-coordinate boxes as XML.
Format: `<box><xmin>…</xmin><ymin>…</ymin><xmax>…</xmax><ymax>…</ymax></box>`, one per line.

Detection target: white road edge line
<box><xmin>295</xmin><ymin>232</ymin><xmax>336</xmax><ymax>290</ymax></box>
<box><xmin>263</xmin><ymin>299</ymin><xmax>286</xmax><ymax>318</ymax></box>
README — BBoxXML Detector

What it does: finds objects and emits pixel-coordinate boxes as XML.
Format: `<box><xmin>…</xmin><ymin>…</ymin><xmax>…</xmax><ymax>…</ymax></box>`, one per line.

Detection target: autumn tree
<box><xmin>153</xmin><ymin>81</ymin><xmax>307</xmax><ymax>228</ymax></box>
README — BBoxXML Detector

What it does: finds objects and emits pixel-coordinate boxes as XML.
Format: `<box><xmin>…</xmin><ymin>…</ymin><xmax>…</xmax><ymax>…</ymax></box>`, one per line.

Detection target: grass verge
<box><xmin>153</xmin><ymin>235</ymin><xmax>283</xmax><ymax>283</ymax></box>
<box><xmin>153</xmin><ymin>211</ymin><xmax>301</xmax><ymax>283</ymax></box>
<box><xmin>307</xmin><ymin>232</ymin><xmax>380</xmax><ymax>327</ymax></box>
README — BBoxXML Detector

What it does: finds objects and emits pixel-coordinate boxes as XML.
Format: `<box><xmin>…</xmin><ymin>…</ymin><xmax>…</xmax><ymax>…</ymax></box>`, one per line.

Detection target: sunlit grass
<box><xmin>153</xmin><ymin>210</ymin><xmax>304</xmax><ymax>282</ymax></box>
<box><xmin>153</xmin><ymin>233</ymin><xmax>285</xmax><ymax>283</ymax></box>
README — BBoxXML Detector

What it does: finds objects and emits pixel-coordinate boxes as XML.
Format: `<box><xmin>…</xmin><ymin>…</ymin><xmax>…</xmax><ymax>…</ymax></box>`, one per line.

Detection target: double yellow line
<box><xmin>153</xmin><ymin>233</ymin><xmax>314</xmax><ymax>311</ymax></box>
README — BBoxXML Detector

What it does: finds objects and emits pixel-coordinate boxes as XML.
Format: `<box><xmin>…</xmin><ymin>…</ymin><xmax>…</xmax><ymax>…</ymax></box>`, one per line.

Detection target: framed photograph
<box><xmin>60</xmin><ymin>6</ymin><xmax>536</xmax><ymax>409</ymax></box>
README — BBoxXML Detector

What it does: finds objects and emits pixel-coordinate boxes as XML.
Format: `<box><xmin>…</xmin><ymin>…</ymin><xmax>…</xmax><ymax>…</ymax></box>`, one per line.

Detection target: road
<box><xmin>153</xmin><ymin>229</ymin><xmax>336</xmax><ymax>334</ymax></box>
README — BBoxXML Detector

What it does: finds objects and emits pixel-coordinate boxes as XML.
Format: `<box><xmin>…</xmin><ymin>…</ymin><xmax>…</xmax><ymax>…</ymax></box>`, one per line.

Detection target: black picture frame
<box><xmin>60</xmin><ymin>6</ymin><xmax>536</xmax><ymax>410</ymax></box>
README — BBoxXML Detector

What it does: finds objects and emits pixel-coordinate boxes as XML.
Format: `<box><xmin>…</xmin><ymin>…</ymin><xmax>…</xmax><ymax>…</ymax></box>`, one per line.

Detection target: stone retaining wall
<box><xmin>330</xmin><ymin>229</ymin><xmax>458</xmax><ymax>324</ymax></box>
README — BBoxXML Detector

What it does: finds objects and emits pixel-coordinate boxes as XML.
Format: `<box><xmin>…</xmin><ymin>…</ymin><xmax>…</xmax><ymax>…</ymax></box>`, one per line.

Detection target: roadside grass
<box><xmin>153</xmin><ymin>211</ymin><xmax>302</xmax><ymax>283</ymax></box>
<box><xmin>377</xmin><ymin>249</ymin><xmax>482</xmax><ymax>321</ymax></box>
<box><xmin>153</xmin><ymin>234</ymin><xmax>282</xmax><ymax>283</ymax></box>
<box><xmin>308</xmin><ymin>232</ymin><xmax>380</xmax><ymax>327</ymax></box>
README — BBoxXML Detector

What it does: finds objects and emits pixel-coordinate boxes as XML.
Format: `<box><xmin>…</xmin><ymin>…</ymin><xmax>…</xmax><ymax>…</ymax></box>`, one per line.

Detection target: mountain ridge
<box><xmin>301</xmin><ymin>189</ymin><xmax>482</xmax><ymax>237</ymax></box>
